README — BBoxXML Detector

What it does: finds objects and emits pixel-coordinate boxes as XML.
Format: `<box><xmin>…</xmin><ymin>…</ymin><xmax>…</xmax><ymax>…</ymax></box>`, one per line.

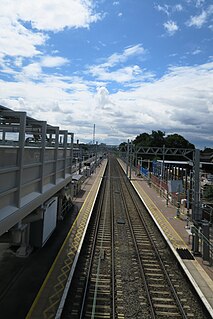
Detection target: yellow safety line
<box><xmin>133</xmin><ymin>180</ymin><xmax>187</xmax><ymax>248</ymax></box>
<box><xmin>26</xmin><ymin>168</ymin><xmax>106</xmax><ymax>319</ymax></box>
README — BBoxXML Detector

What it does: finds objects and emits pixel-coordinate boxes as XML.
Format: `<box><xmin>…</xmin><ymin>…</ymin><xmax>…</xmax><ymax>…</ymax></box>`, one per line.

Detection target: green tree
<box><xmin>150</xmin><ymin>130</ymin><xmax>165</xmax><ymax>147</ymax></box>
<box><xmin>165</xmin><ymin>134</ymin><xmax>195</xmax><ymax>149</ymax></box>
<box><xmin>133</xmin><ymin>133</ymin><xmax>152</xmax><ymax>146</ymax></box>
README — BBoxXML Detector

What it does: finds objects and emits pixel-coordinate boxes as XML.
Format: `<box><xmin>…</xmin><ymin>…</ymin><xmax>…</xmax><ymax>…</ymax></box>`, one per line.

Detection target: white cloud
<box><xmin>195</xmin><ymin>0</ymin><xmax>205</xmax><ymax>8</ymax></box>
<box><xmin>187</xmin><ymin>11</ymin><xmax>208</xmax><ymax>28</ymax></box>
<box><xmin>174</xmin><ymin>4</ymin><xmax>183</xmax><ymax>12</ymax></box>
<box><xmin>124</xmin><ymin>45</ymin><xmax>145</xmax><ymax>58</ymax></box>
<box><xmin>11</xmin><ymin>55</ymin><xmax>69</xmax><ymax>81</ymax></box>
<box><xmin>184</xmin><ymin>0</ymin><xmax>205</xmax><ymax>7</ymax></box>
<box><xmin>0</xmin><ymin>0</ymin><xmax>101</xmax><ymax>61</ymax></box>
<box><xmin>41</xmin><ymin>56</ymin><xmax>69</xmax><ymax>68</ymax></box>
<box><xmin>0</xmin><ymin>17</ymin><xmax>46</xmax><ymax>58</ymax></box>
<box><xmin>163</xmin><ymin>20</ymin><xmax>179</xmax><ymax>35</ymax></box>
<box><xmin>192</xmin><ymin>49</ymin><xmax>202</xmax><ymax>55</ymax></box>
<box><xmin>15</xmin><ymin>0</ymin><xmax>101</xmax><ymax>31</ymax></box>
<box><xmin>87</xmin><ymin>44</ymin><xmax>149</xmax><ymax>83</ymax></box>
<box><xmin>186</xmin><ymin>5</ymin><xmax>213</xmax><ymax>28</ymax></box>
<box><xmin>95</xmin><ymin>86</ymin><xmax>114</xmax><ymax>109</ymax></box>
<box><xmin>21</xmin><ymin>63</ymin><xmax>42</xmax><ymax>79</ymax></box>
<box><xmin>102</xmin><ymin>44</ymin><xmax>145</xmax><ymax>68</ymax></box>
<box><xmin>155</xmin><ymin>4</ymin><xmax>183</xmax><ymax>16</ymax></box>
<box><xmin>89</xmin><ymin>65</ymin><xmax>145</xmax><ymax>83</ymax></box>
<box><xmin>155</xmin><ymin>5</ymin><xmax>169</xmax><ymax>16</ymax></box>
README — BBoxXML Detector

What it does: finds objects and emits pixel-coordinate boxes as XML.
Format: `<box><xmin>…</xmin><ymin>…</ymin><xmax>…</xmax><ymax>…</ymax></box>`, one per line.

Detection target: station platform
<box><xmin>118</xmin><ymin>159</ymin><xmax>213</xmax><ymax>318</ymax></box>
<box><xmin>26</xmin><ymin>159</ymin><xmax>107</xmax><ymax>319</ymax></box>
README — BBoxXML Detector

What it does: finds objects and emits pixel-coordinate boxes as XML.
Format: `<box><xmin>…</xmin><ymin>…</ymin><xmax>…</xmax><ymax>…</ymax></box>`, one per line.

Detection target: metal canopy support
<box><xmin>130</xmin><ymin>141</ymin><xmax>133</xmax><ymax>180</ymax></box>
<box><xmin>192</xmin><ymin>149</ymin><xmax>202</xmax><ymax>222</ymax></box>
<box><xmin>191</xmin><ymin>149</ymin><xmax>202</xmax><ymax>255</ymax></box>
<box><xmin>126</xmin><ymin>139</ymin><xmax>130</xmax><ymax>177</ymax></box>
<box><xmin>135</xmin><ymin>146</ymin><xmax>194</xmax><ymax>161</ymax></box>
<box><xmin>122</xmin><ymin>145</ymin><xmax>202</xmax><ymax>226</ymax></box>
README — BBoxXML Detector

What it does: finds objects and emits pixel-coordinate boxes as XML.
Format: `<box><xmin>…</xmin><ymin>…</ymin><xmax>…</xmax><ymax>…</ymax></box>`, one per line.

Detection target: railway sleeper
<box><xmin>117</xmin><ymin>313</ymin><xmax>125</xmax><ymax>319</ymax></box>
<box><xmin>142</xmin><ymin>260</ymin><xmax>160</xmax><ymax>265</ymax></box>
<box><xmin>85</xmin><ymin>312</ymin><xmax>111</xmax><ymax>318</ymax></box>
<box><xmin>154</xmin><ymin>303</ymin><xmax>179</xmax><ymax>309</ymax></box>
<box><xmin>145</xmin><ymin>270</ymin><xmax>163</xmax><ymax>274</ymax></box>
<box><xmin>90</xmin><ymin>276</ymin><xmax>111</xmax><ymax>281</ymax></box>
<box><xmin>89</xmin><ymin>288</ymin><xmax>111</xmax><ymax>294</ymax></box>
<box><xmin>149</xmin><ymin>283</ymin><xmax>166</xmax><ymax>287</ymax></box>
<box><xmin>151</xmin><ymin>290</ymin><xmax>171</xmax><ymax>295</ymax></box>
<box><xmin>147</xmin><ymin>277</ymin><xmax>165</xmax><ymax>281</ymax></box>
<box><xmin>86</xmin><ymin>304</ymin><xmax>111</xmax><ymax>311</ymax></box>
<box><xmin>155</xmin><ymin>311</ymin><xmax>182</xmax><ymax>317</ymax></box>
<box><xmin>152</xmin><ymin>297</ymin><xmax>175</xmax><ymax>302</ymax></box>
<box><xmin>87</xmin><ymin>296</ymin><xmax>111</xmax><ymax>303</ymax></box>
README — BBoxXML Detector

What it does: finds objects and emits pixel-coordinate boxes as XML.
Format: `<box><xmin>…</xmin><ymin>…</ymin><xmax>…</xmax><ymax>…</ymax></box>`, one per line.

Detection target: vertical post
<box><xmin>192</xmin><ymin>149</ymin><xmax>201</xmax><ymax>255</ymax></box>
<box><xmin>16</xmin><ymin>112</ymin><xmax>26</xmax><ymax>208</ymax></box>
<box><xmin>148</xmin><ymin>159</ymin><xmax>151</xmax><ymax>187</ymax></box>
<box><xmin>40</xmin><ymin>121</ymin><xmax>47</xmax><ymax>193</ymax></box>
<box><xmin>130</xmin><ymin>141</ymin><xmax>133</xmax><ymax>180</ymax></box>
<box><xmin>54</xmin><ymin>127</ymin><xmax>59</xmax><ymax>184</ymax></box>
<box><xmin>176</xmin><ymin>184</ymin><xmax>180</xmax><ymax>217</ymax></box>
<box><xmin>126</xmin><ymin>139</ymin><xmax>130</xmax><ymax>178</ymax></box>
<box><xmin>202</xmin><ymin>221</ymin><xmax>210</xmax><ymax>262</ymax></box>
<box><xmin>192</xmin><ymin>225</ymin><xmax>200</xmax><ymax>255</ymax></box>
<box><xmin>95</xmin><ymin>141</ymin><xmax>98</xmax><ymax>173</ymax></box>
<box><xmin>2</xmin><ymin>130</ymin><xmax>6</xmax><ymax>141</ymax></box>
<box><xmin>192</xmin><ymin>149</ymin><xmax>202</xmax><ymax>221</ymax></box>
<box><xmin>160</xmin><ymin>145</ymin><xmax>165</xmax><ymax>196</ymax></box>
<box><xmin>166</xmin><ymin>190</ymin><xmax>169</xmax><ymax>206</ymax></box>
<box><xmin>79</xmin><ymin>148</ymin><xmax>81</xmax><ymax>174</ymax></box>
<box><xmin>70</xmin><ymin>133</ymin><xmax>74</xmax><ymax>175</ymax></box>
<box><xmin>185</xmin><ymin>188</ymin><xmax>190</xmax><ymax>228</ymax></box>
<box><xmin>184</xmin><ymin>168</ymin><xmax>188</xmax><ymax>198</ymax></box>
<box><xmin>63</xmin><ymin>131</ymin><xmax>68</xmax><ymax>178</ymax></box>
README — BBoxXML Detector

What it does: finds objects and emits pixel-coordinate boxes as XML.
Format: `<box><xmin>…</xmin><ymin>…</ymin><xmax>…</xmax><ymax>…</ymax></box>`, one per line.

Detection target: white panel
<box><xmin>42</xmin><ymin>197</ymin><xmax>58</xmax><ymax>245</ymax></box>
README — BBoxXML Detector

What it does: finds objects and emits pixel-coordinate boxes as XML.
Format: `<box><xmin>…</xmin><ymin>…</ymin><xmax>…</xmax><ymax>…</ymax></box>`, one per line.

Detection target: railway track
<box><xmin>61</xmin><ymin>156</ymin><xmax>208</xmax><ymax>319</ymax></box>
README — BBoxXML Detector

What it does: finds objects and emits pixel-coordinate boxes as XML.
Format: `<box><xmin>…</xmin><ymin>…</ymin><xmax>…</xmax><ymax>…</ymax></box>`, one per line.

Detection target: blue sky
<box><xmin>0</xmin><ymin>0</ymin><xmax>213</xmax><ymax>148</ymax></box>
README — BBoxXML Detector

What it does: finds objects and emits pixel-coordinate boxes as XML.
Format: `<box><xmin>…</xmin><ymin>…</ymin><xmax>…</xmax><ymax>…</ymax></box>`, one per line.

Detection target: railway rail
<box><xmin>61</xmin><ymin>156</ymin><xmax>208</xmax><ymax>319</ymax></box>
